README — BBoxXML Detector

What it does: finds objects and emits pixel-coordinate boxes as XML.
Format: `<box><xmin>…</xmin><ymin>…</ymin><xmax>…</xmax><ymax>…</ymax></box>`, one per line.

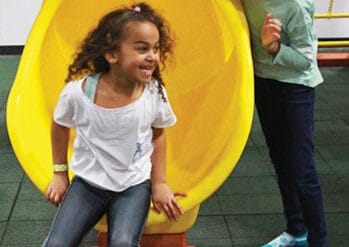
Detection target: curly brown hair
<box><xmin>65</xmin><ymin>2</ymin><xmax>174</xmax><ymax>101</ymax></box>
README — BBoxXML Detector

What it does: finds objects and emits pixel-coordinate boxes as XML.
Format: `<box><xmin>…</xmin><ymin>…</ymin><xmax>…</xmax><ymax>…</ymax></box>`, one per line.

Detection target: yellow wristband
<box><xmin>53</xmin><ymin>164</ymin><xmax>68</xmax><ymax>172</ymax></box>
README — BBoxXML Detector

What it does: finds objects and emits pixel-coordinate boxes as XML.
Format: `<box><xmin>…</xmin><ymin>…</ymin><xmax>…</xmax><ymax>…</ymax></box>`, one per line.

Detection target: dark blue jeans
<box><xmin>42</xmin><ymin>177</ymin><xmax>150</xmax><ymax>247</ymax></box>
<box><xmin>255</xmin><ymin>76</ymin><xmax>327</xmax><ymax>247</ymax></box>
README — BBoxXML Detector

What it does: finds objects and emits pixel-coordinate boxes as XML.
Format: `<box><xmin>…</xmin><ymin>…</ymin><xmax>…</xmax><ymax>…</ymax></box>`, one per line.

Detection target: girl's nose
<box><xmin>147</xmin><ymin>50</ymin><xmax>159</xmax><ymax>61</ymax></box>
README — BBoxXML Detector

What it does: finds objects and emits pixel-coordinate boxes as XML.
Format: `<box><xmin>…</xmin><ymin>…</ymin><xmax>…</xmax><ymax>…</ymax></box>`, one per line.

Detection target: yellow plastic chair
<box><xmin>6</xmin><ymin>0</ymin><xmax>253</xmax><ymax>234</ymax></box>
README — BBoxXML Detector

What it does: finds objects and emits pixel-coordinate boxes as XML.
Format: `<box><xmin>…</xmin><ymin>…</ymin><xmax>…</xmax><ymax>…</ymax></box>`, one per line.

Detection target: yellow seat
<box><xmin>6</xmin><ymin>0</ymin><xmax>253</xmax><ymax>233</ymax></box>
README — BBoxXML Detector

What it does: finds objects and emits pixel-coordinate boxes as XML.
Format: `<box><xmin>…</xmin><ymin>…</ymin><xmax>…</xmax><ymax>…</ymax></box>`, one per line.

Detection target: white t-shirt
<box><xmin>53</xmin><ymin>78</ymin><xmax>177</xmax><ymax>191</ymax></box>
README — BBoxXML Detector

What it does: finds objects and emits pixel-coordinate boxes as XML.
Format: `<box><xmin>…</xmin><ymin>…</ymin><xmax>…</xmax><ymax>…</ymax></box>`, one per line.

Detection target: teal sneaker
<box><xmin>262</xmin><ymin>232</ymin><xmax>308</xmax><ymax>247</ymax></box>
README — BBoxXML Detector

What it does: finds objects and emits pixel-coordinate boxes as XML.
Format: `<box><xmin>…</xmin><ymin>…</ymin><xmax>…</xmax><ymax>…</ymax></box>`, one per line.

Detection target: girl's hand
<box><xmin>45</xmin><ymin>172</ymin><xmax>70</xmax><ymax>206</ymax></box>
<box><xmin>261</xmin><ymin>13</ymin><xmax>282</xmax><ymax>55</ymax></box>
<box><xmin>151</xmin><ymin>182</ymin><xmax>187</xmax><ymax>221</ymax></box>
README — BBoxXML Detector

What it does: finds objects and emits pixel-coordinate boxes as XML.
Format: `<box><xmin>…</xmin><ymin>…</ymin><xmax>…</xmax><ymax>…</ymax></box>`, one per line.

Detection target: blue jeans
<box><xmin>42</xmin><ymin>177</ymin><xmax>150</xmax><ymax>247</ymax></box>
<box><xmin>255</xmin><ymin>77</ymin><xmax>327</xmax><ymax>247</ymax></box>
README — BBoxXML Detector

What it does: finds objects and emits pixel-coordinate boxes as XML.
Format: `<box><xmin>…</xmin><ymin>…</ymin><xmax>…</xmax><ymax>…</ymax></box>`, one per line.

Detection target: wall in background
<box><xmin>314</xmin><ymin>0</ymin><xmax>349</xmax><ymax>39</ymax></box>
<box><xmin>0</xmin><ymin>0</ymin><xmax>348</xmax><ymax>46</ymax></box>
<box><xmin>0</xmin><ymin>0</ymin><xmax>42</xmax><ymax>45</ymax></box>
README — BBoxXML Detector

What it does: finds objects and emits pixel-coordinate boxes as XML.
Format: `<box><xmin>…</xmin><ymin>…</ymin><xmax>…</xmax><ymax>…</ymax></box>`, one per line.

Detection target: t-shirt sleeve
<box><xmin>152</xmin><ymin>85</ymin><xmax>177</xmax><ymax>128</ymax></box>
<box><xmin>272</xmin><ymin>42</ymin><xmax>312</xmax><ymax>71</ymax></box>
<box><xmin>53</xmin><ymin>83</ymin><xmax>75</xmax><ymax>128</ymax></box>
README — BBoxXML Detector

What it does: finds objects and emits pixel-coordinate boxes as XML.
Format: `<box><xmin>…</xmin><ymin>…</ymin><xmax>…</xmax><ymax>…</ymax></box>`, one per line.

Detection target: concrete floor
<box><xmin>1</xmin><ymin>55</ymin><xmax>348</xmax><ymax>246</ymax></box>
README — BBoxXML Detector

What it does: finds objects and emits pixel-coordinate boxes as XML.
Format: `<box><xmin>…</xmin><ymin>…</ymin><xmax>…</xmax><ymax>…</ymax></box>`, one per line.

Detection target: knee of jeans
<box><xmin>295</xmin><ymin>172</ymin><xmax>321</xmax><ymax>194</ymax></box>
<box><xmin>109</xmin><ymin>234</ymin><xmax>139</xmax><ymax>247</ymax></box>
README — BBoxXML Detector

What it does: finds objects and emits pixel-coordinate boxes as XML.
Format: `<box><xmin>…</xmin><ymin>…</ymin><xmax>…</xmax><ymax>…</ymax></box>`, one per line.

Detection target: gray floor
<box><xmin>1</xmin><ymin>55</ymin><xmax>348</xmax><ymax>246</ymax></box>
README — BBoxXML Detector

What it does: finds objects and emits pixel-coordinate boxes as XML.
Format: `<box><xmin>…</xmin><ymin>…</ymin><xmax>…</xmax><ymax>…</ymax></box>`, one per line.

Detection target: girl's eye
<box><xmin>136</xmin><ymin>45</ymin><xmax>159</xmax><ymax>54</ymax></box>
<box><xmin>137</xmin><ymin>47</ymin><xmax>147</xmax><ymax>53</ymax></box>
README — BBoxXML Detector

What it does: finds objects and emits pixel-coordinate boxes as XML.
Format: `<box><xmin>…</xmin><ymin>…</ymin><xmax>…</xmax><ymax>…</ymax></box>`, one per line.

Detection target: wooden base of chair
<box><xmin>317</xmin><ymin>52</ymin><xmax>349</xmax><ymax>67</ymax></box>
<box><xmin>97</xmin><ymin>232</ymin><xmax>195</xmax><ymax>247</ymax></box>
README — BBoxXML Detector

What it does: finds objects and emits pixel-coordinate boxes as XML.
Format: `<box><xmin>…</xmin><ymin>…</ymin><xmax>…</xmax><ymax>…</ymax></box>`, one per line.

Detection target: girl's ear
<box><xmin>104</xmin><ymin>51</ymin><xmax>118</xmax><ymax>64</ymax></box>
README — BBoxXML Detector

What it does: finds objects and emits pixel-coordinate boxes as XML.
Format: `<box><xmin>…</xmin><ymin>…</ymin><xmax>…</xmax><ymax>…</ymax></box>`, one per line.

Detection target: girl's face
<box><xmin>111</xmin><ymin>21</ymin><xmax>160</xmax><ymax>84</ymax></box>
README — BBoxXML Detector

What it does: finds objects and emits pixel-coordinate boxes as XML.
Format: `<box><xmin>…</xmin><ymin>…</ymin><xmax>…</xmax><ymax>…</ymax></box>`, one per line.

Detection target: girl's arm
<box><xmin>45</xmin><ymin>120</ymin><xmax>70</xmax><ymax>206</ymax></box>
<box><xmin>151</xmin><ymin>127</ymin><xmax>186</xmax><ymax>221</ymax></box>
<box><xmin>261</xmin><ymin>13</ymin><xmax>313</xmax><ymax>71</ymax></box>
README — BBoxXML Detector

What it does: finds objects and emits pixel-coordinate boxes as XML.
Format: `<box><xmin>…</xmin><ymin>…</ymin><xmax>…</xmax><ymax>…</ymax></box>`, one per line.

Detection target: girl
<box><xmin>242</xmin><ymin>0</ymin><xmax>327</xmax><ymax>246</ymax></box>
<box><xmin>43</xmin><ymin>2</ymin><xmax>186</xmax><ymax>246</ymax></box>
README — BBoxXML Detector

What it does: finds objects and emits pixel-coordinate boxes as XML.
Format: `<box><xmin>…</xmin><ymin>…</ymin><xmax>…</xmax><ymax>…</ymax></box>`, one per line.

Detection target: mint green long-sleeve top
<box><xmin>241</xmin><ymin>0</ymin><xmax>323</xmax><ymax>87</ymax></box>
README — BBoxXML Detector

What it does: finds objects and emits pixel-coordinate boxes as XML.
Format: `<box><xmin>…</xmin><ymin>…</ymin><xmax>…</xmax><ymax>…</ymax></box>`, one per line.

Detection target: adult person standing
<box><xmin>240</xmin><ymin>1</ymin><xmax>328</xmax><ymax>246</ymax></box>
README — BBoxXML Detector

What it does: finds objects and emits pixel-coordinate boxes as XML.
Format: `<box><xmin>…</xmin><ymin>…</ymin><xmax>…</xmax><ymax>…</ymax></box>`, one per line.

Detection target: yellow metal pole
<box><xmin>315</xmin><ymin>13</ymin><xmax>349</xmax><ymax>19</ymax></box>
<box><xmin>318</xmin><ymin>40</ymin><xmax>349</xmax><ymax>47</ymax></box>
